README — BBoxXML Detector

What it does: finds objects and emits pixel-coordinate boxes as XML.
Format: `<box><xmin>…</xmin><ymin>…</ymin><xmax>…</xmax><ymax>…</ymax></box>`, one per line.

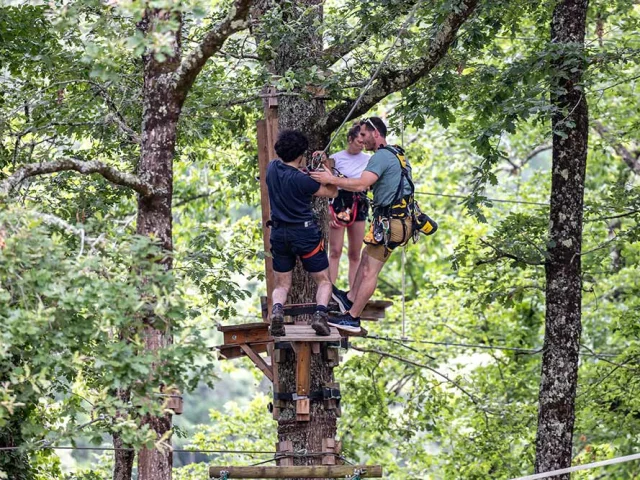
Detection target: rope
<box><xmin>414</xmin><ymin>191</ymin><xmax>548</xmax><ymax>206</ymax></box>
<box><xmin>509</xmin><ymin>452</ymin><xmax>640</xmax><ymax>480</ymax></box>
<box><xmin>320</xmin><ymin>0</ymin><xmax>425</xmax><ymax>157</ymax></box>
<box><xmin>401</xmin><ymin>246</ymin><xmax>407</xmax><ymax>340</ymax></box>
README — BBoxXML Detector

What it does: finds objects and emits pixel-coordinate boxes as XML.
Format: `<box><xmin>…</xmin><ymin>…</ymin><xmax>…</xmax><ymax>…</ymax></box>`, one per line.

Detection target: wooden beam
<box><xmin>209</xmin><ymin>465</ymin><xmax>383</xmax><ymax>478</ymax></box>
<box><xmin>240</xmin><ymin>344</ymin><xmax>274</xmax><ymax>382</ymax></box>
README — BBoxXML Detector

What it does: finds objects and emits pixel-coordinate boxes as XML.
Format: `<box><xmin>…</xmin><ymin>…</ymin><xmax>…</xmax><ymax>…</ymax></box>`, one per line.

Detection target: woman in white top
<box><xmin>328</xmin><ymin>124</ymin><xmax>371</xmax><ymax>288</ymax></box>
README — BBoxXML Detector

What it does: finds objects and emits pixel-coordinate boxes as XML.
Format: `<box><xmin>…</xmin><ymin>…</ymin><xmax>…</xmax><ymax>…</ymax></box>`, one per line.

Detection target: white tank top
<box><xmin>331</xmin><ymin>150</ymin><xmax>371</xmax><ymax>179</ymax></box>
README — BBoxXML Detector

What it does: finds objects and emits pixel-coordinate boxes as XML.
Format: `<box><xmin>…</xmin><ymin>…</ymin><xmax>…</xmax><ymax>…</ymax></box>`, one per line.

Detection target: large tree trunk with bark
<box><xmin>535</xmin><ymin>0</ymin><xmax>589</xmax><ymax>477</ymax></box>
<box><xmin>135</xmin><ymin>10</ymin><xmax>183</xmax><ymax>479</ymax></box>
<box><xmin>268</xmin><ymin>0</ymin><xmax>339</xmax><ymax>469</ymax></box>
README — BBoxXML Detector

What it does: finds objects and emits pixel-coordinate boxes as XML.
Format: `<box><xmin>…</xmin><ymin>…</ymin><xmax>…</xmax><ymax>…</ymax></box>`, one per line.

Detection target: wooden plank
<box><xmin>268</xmin><ymin>343</ymin><xmax>281</xmax><ymax>418</ymax></box>
<box><xmin>223</xmin><ymin>327</ymin><xmax>271</xmax><ymax>346</ymax></box>
<box><xmin>240</xmin><ymin>344</ymin><xmax>273</xmax><ymax>382</ymax></box>
<box><xmin>218</xmin><ymin>322</ymin><xmax>268</xmax><ymax>332</ymax></box>
<box><xmin>276</xmin><ymin>441</ymin><xmax>293</xmax><ymax>467</ymax></box>
<box><xmin>279</xmin><ymin>325</ymin><xmax>341</xmax><ymax>343</ymax></box>
<box><xmin>295</xmin><ymin>397</ymin><xmax>310</xmax><ymax>422</ymax></box>
<box><xmin>296</xmin><ymin>342</ymin><xmax>311</xmax><ymax>396</ymax></box>
<box><xmin>321</xmin><ymin>438</ymin><xmax>336</xmax><ymax>465</ymax></box>
<box><xmin>257</xmin><ymin>119</ymin><xmax>275</xmax><ymax>319</ymax></box>
<box><xmin>209</xmin><ymin>465</ymin><xmax>383</xmax><ymax>478</ymax></box>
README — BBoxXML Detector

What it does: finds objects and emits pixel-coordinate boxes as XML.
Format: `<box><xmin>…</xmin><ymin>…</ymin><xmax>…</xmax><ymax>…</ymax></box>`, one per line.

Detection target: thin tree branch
<box><xmin>173</xmin><ymin>0</ymin><xmax>253</xmax><ymax>93</ymax></box>
<box><xmin>476</xmin><ymin>238</ymin><xmax>545</xmax><ymax>266</ymax></box>
<box><xmin>593</xmin><ymin>121</ymin><xmax>640</xmax><ymax>175</ymax></box>
<box><xmin>317</xmin><ymin>0</ymin><xmax>479</xmax><ymax>136</ymax></box>
<box><xmin>88</xmin><ymin>82</ymin><xmax>141</xmax><ymax>145</ymax></box>
<box><xmin>1</xmin><ymin>159</ymin><xmax>154</xmax><ymax>197</ymax></box>
<box><xmin>351</xmin><ymin>345</ymin><xmax>488</xmax><ymax>410</ymax></box>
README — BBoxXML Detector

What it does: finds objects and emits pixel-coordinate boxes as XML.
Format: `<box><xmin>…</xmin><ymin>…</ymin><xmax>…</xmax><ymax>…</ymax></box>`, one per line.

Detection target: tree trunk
<box><xmin>265</xmin><ymin>0</ymin><xmax>339</xmax><ymax>472</ymax></box>
<box><xmin>128</xmin><ymin>8</ymin><xmax>182</xmax><ymax>480</ymax></box>
<box><xmin>0</xmin><ymin>396</ymin><xmax>33</xmax><ymax>480</ymax></box>
<box><xmin>535</xmin><ymin>0</ymin><xmax>589</xmax><ymax>478</ymax></box>
<box><xmin>113</xmin><ymin>388</ymin><xmax>135</xmax><ymax>480</ymax></box>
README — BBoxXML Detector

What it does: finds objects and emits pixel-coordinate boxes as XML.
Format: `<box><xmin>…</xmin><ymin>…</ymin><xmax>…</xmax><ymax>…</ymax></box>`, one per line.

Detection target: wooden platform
<box><xmin>277</xmin><ymin>324</ymin><xmax>341</xmax><ymax>343</ymax></box>
<box><xmin>209</xmin><ymin>465</ymin><xmax>382</xmax><ymax>478</ymax></box>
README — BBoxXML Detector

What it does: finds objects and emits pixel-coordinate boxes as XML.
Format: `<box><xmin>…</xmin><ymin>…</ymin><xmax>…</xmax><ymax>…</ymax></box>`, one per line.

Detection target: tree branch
<box><xmin>351</xmin><ymin>345</ymin><xmax>490</xmax><ymax>411</ymax></box>
<box><xmin>317</xmin><ymin>0</ymin><xmax>479</xmax><ymax>135</ymax></box>
<box><xmin>593</xmin><ymin>121</ymin><xmax>640</xmax><ymax>175</ymax></box>
<box><xmin>173</xmin><ymin>0</ymin><xmax>253</xmax><ymax>93</ymax></box>
<box><xmin>1</xmin><ymin>159</ymin><xmax>154</xmax><ymax>197</ymax></box>
<box><xmin>475</xmin><ymin>238</ymin><xmax>545</xmax><ymax>266</ymax></box>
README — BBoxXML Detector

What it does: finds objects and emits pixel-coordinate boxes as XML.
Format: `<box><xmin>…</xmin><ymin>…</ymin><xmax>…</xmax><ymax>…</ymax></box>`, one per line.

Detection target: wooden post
<box><xmin>256</xmin><ymin>87</ymin><xmax>279</xmax><ymax>320</ymax></box>
<box><xmin>257</xmin><ymin>119</ymin><xmax>275</xmax><ymax>320</ymax></box>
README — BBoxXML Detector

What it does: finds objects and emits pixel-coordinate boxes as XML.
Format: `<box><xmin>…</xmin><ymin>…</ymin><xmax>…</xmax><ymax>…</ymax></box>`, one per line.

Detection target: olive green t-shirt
<box><xmin>364</xmin><ymin>147</ymin><xmax>413</xmax><ymax>207</ymax></box>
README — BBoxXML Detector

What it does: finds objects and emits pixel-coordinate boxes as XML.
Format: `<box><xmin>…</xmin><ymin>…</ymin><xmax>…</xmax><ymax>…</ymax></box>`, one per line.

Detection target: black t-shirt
<box><xmin>266</xmin><ymin>160</ymin><xmax>320</xmax><ymax>223</ymax></box>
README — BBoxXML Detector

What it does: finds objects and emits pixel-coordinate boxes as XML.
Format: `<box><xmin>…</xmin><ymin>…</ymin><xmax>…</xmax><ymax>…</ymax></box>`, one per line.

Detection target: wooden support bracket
<box><xmin>240</xmin><ymin>344</ymin><xmax>273</xmax><ymax>382</ymax></box>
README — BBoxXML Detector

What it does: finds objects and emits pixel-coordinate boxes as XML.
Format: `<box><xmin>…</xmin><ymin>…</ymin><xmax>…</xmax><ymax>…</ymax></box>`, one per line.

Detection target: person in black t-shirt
<box><xmin>266</xmin><ymin>130</ymin><xmax>338</xmax><ymax>337</ymax></box>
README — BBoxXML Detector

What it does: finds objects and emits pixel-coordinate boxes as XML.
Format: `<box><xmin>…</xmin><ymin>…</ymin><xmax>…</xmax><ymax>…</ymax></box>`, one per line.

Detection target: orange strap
<box><xmin>301</xmin><ymin>239</ymin><xmax>325</xmax><ymax>259</ymax></box>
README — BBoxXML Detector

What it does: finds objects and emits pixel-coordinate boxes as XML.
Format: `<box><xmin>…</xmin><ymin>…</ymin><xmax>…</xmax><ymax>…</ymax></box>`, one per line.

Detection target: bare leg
<box><xmin>272</xmin><ymin>270</ymin><xmax>292</xmax><ymax>306</ymax></box>
<box><xmin>310</xmin><ymin>268</ymin><xmax>332</xmax><ymax>307</ymax></box>
<box><xmin>346</xmin><ymin>221</ymin><xmax>365</xmax><ymax>289</ymax></box>
<box><xmin>328</xmin><ymin>224</ymin><xmax>345</xmax><ymax>284</ymax></box>
<box><xmin>348</xmin><ymin>252</ymin><xmax>385</xmax><ymax>317</ymax></box>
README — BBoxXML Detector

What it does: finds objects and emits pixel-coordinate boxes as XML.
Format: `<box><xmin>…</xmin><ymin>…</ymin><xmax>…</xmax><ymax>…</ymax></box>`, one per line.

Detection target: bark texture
<box><xmin>267</xmin><ymin>1</ymin><xmax>340</xmax><ymax>471</ymax></box>
<box><xmin>535</xmin><ymin>0</ymin><xmax>589</xmax><ymax>477</ymax></box>
<box><xmin>134</xmin><ymin>8</ymin><xmax>182</xmax><ymax>480</ymax></box>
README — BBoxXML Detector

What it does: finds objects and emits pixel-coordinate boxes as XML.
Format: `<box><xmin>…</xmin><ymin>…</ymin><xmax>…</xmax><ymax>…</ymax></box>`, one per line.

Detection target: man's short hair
<box><xmin>275</xmin><ymin>130</ymin><xmax>309</xmax><ymax>163</ymax></box>
<box><xmin>359</xmin><ymin>116</ymin><xmax>387</xmax><ymax>138</ymax></box>
<box><xmin>347</xmin><ymin>124</ymin><xmax>361</xmax><ymax>142</ymax></box>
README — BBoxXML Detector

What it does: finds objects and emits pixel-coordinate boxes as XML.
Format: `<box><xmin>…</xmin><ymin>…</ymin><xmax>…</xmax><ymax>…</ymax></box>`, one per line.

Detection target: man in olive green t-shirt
<box><xmin>310</xmin><ymin>116</ymin><xmax>413</xmax><ymax>333</ymax></box>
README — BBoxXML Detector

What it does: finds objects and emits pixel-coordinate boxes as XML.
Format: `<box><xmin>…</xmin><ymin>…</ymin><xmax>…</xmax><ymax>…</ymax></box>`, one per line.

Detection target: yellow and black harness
<box><xmin>364</xmin><ymin>145</ymin><xmax>437</xmax><ymax>254</ymax></box>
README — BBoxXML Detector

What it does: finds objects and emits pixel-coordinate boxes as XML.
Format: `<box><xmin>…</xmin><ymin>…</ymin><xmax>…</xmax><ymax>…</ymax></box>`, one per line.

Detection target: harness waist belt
<box><xmin>268</xmin><ymin>219</ymin><xmax>316</xmax><ymax>228</ymax></box>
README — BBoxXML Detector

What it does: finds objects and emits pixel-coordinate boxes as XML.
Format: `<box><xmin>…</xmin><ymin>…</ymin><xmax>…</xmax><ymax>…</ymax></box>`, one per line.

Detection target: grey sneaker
<box><xmin>311</xmin><ymin>310</ymin><xmax>331</xmax><ymax>336</ymax></box>
<box><xmin>269</xmin><ymin>304</ymin><xmax>285</xmax><ymax>337</ymax></box>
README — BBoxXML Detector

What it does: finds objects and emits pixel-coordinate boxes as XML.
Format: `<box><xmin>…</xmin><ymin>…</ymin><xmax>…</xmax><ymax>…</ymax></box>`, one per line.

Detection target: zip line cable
<box><xmin>364</xmin><ymin>334</ymin><xmax>622</xmax><ymax>358</ymax></box>
<box><xmin>320</xmin><ymin>0</ymin><xmax>426</xmax><ymax>157</ymax></box>
<box><xmin>414</xmin><ymin>191</ymin><xmax>549</xmax><ymax>206</ymax></box>
<box><xmin>509</xmin><ymin>452</ymin><xmax>640</xmax><ymax>480</ymax></box>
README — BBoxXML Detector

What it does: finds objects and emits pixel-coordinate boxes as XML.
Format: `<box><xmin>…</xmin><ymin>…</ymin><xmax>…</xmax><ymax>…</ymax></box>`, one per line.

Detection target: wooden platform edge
<box><xmin>209</xmin><ymin>465</ymin><xmax>383</xmax><ymax>478</ymax></box>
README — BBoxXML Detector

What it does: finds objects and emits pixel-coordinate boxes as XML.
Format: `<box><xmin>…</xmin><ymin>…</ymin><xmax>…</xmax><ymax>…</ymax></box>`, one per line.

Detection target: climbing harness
<box><xmin>329</xmin><ymin>190</ymin><xmax>368</xmax><ymax>227</ymax></box>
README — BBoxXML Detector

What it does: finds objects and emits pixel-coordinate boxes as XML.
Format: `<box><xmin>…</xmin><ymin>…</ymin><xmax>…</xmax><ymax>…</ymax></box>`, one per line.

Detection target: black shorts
<box><xmin>355</xmin><ymin>197</ymin><xmax>369</xmax><ymax>222</ymax></box>
<box><xmin>334</xmin><ymin>190</ymin><xmax>369</xmax><ymax>222</ymax></box>
<box><xmin>270</xmin><ymin>224</ymin><xmax>329</xmax><ymax>273</ymax></box>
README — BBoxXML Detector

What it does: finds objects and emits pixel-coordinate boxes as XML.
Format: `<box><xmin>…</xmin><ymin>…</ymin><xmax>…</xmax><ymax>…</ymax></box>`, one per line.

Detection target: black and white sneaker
<box><xmin>327</xmin><ymin>313</ymin><xmax>363</xmax><ymax>334</ymax></box>
<box><xmin>331</xmin><ymin>285</ymin><xmax>353</xmax><ymax>314</ymax></box>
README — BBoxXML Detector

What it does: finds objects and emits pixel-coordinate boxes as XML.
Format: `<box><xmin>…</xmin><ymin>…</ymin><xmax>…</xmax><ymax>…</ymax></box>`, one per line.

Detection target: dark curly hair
<box><xmin>274</xmin><ymin>130</ymin><xmax>309</xmax><ymax>163</ymax></box>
